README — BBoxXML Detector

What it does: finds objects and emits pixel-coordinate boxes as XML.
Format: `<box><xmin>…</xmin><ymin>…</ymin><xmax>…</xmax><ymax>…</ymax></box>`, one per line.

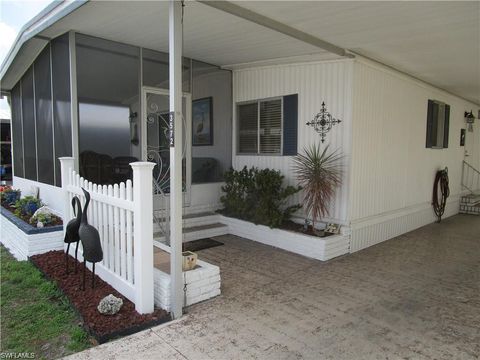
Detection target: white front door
<box><xmin>142</xmin><ymin>87</ymin><xmax>191</xmax><ymax>210</ymax></box>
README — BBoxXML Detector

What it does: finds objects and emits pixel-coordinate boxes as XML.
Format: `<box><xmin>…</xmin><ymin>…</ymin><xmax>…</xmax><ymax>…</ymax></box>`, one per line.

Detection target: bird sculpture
<box><xmin>79</xmin><ymin>188</ymin><xmax>103</xmax><ymax>290</ymax></box>
<box><xmin>64</xmin><ymin>196</ymin><xmax>82</xmax><ymax>274</ymax></box>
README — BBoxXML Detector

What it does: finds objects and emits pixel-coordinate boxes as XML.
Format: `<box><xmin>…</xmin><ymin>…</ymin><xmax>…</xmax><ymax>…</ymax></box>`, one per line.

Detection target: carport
<box><xmin>67</xmin><ymin>214</ymin><xmax>480</xmax><ymax>359</ymax></box>
<box><xmin>1</xmin><ymin>0</ymin><xmax>478</xmax><ymax>323</ymax></box>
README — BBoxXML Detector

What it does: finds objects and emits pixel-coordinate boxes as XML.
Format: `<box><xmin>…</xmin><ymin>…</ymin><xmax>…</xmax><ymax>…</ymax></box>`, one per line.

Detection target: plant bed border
<box><xmin>1</xmin><ymin>206</ymin><xmax>63</xmax><ymax>234</ymax></box>
<box><xmin>30</xmin><ymin>251</ymin><xmax>171</xmax><ymax>344</ymax></box>
<box><xmin>219</xmin><ymin>215</ymin><xmax>350</xmax><ymax>261</ymax></box>
<box><xmin>0</xmin><ymin>207</ymin><xmax>64</xmax><ymax>261</ymax></box>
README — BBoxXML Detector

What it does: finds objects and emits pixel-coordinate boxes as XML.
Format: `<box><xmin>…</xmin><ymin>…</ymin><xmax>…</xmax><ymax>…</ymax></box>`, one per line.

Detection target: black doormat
<box><xmin>183</xmin><ymin>238</ymin><xmax>224</xmax><ymax>252</ymax></box>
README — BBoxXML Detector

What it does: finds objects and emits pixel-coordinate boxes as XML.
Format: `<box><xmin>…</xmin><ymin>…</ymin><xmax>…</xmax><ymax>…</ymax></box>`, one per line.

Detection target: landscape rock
<box><xmin>97</xmin><ymin>294</ymin><xmax>123</xmax><ymax>315</ymax></box>
<box><xmin>32</xmin><ymin>206</ymin><xmax>56</xmax><ymax>218</ymax></box>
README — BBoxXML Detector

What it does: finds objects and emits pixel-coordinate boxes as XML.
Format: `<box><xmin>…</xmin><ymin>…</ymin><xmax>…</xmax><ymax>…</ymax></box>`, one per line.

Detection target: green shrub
<box><xmin>0</xmin><ymin>187</ymin><xmax>21</xmax><ymax>205</ymax></box>
<box><xmin>221</xmin><ymin>166</ymin><xmax>301</xmax><ymax>228</ymax></box>
<box><xmin>13</xmin><ymin>196</ymin><xmax>43</xmax><ymax>218</ymax></box>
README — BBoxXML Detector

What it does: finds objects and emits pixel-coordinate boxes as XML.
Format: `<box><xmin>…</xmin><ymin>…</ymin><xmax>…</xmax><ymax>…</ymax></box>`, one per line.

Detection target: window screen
<box><xmin>259</xmin><ymin>99</ymin><xmax>281</xmax><ymax>154</ymax></box>
<box><xmin>52</xmin><ymin>33</ymin><xmax>72</xmax><ymax>186</ymax></box>
<box><xmin>191</xmin><ymin>60</ymin><xmax>232</xmax><ymax>184</ymax></box>
<box><xmin>76</xmin><ymin>33</ymin><xmax>140</xmax><ymax>185</ymax></box>
<box><xmin>11</xmin><ymin>84</ymin><xmax>24</xmax><ymax>177</ymax></box>
<box><xmin>21</xmin><ymin>67</ymin><xmax>37</xmax><ymax>180</ymax></box>
<box><xmin>142</xmin><ymin>49</ymin><xmax>191</xmax><ymax>92</ymax></box>
<box><xmin>238</xmin><ymin>103</ymin><xmax>258</xmax><ymax>154</ymax></box>
<box><xmin>34</xmin><ymin>45</ymin><xmax>54</xmax><ymax>185</ymax></box>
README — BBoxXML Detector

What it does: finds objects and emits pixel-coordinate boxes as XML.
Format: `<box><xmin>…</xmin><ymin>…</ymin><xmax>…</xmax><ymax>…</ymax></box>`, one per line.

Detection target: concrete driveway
<box><xmin>66</xmin><ymin>215</ymin><xmax>480</xmax><ymax>360</ymax></box>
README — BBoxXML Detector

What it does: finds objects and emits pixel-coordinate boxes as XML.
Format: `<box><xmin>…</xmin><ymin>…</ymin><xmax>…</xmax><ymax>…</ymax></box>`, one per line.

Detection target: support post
<box><xmin>131</xmin><ymin>161</ymin><xmax>155</xmax><ymax>314</ymax></box>
<box><xmin>59</xmin><ymin>157</ymin><xmax>74</xmax><ymax>223</ymax></box>
<box><xmin>68</xmin><ymin>31</ymin><xmax>79</xmax><ymax>172</ymax></box>
<box><xmin>169</xmin><ymin>0</ymin><xmax>184</xmax><ymax>319</ymax></box>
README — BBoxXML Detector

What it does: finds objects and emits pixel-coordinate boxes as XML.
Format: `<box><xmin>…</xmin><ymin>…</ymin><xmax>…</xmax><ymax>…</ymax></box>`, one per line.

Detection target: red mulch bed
<box><xmin>30</xmin><ymin>251</ymin><xmax>170</xmax><ymax>343</ymax></box>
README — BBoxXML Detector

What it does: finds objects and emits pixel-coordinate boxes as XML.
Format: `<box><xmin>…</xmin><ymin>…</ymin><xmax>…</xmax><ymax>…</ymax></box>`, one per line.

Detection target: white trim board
<box><xmin>350</xmin><ymin>195</ymin><xmax>460</xmax><ymax>253</ymax></box>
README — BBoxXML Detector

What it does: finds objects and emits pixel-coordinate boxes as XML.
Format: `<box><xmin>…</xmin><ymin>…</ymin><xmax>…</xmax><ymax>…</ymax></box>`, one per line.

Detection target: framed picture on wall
<box><xmin>192</xmin><ymin>97</ymin><xmax>213</xmax><ymax>146</ymax></box>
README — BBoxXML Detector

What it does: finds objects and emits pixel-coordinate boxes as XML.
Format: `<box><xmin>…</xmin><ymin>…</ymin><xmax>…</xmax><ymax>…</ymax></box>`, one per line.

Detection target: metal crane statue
<box><xmin>79</xmin><ymin>188</ymin><xmax>104</xmax><ymax>290</ymax></box>
<box><xmin>64</xmin><ymin>196</ymin><xmax>82</xmax><ymax>274</ymax></box>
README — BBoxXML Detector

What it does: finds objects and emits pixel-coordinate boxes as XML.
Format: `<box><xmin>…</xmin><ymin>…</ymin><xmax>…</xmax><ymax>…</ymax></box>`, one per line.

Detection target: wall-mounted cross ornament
<box><xmin>306</xmin><ymin>102</ymin><xmax>342</xmax><ymax>143</ymax></box>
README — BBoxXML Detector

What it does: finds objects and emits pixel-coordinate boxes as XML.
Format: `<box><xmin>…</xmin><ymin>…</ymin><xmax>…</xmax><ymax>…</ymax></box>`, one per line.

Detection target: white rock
<box><xmin>32</xmin><ymin>206</ymin><xmax>55</xmax><ymax>218</ymax></box>
<box><xmin>36</xmin><ymin>221</ymin><xmax>44</xmax><ymax>228</ymax></box>
<box><xmin>97</xmin><ymin>294</ymin><xmax>123</xmax><ymax>315</ymax></box>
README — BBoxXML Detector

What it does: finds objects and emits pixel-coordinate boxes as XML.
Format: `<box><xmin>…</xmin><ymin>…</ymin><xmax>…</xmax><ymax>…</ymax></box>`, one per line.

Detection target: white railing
<box><xmin>462</xmin><ymin>160</ymin><xmax>480</xmax><ymax>194</ymax></box>
<box><xmin>59</xmin><ymin>157</ymin><xmax>155</xmax><ymax>314</ymax></box>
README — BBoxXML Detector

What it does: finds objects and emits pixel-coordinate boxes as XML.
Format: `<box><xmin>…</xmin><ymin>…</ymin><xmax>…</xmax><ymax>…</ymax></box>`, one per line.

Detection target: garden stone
<box><xmin>32</xmin><ymin>206</ymin><xmax>56</xmax><ymax>218</ymax></box>
<box><xmin>97</xmin><ymin>294</ymin><xmax>123</xmax><ymax>315</ymax></box>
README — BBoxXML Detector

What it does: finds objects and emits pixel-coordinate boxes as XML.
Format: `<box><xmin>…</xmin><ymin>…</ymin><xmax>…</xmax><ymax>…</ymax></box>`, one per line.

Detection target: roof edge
<box><xmin>0</xmin><ymin>0</ymin><xmax>88</xmax><ymax>83</ymax></box>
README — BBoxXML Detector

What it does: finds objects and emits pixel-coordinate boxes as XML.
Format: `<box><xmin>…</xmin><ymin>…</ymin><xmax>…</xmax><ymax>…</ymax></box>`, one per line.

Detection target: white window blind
<box><xmin>238</xmin><ymin>98</ymin><xmax>282</xmax><ymax>155</ymax></box>
<box><xmin>238</xmin><ymin>102</ymin><xmax>258</xmax><ymax>153</ymax></box>
<box><xmin>260</xmin><ymin>99</ymin><xmax>282</xmax><ymax>154</ymax></box>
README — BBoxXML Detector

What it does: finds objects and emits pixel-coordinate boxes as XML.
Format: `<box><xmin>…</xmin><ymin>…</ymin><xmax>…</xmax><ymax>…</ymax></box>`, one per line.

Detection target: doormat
<box><xmin>183</xmin><ymin>238</ymin><xmax>224</xmax><ymax>252</ymax></box>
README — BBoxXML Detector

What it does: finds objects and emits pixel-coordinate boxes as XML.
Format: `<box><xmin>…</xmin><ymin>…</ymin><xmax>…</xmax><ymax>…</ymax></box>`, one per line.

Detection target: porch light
<box><xmin>306</xmin><ymin>102</ymin><xmax>342</xmax><ymax>143</ymax></box>
<box><xmin>465</xmin><ymin>110</ymin><xmax>475</xmax><ymax>132</ymax></box>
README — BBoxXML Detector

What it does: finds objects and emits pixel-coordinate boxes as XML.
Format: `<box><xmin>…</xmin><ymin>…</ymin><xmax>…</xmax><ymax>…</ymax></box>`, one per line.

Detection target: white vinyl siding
<box><xmin>238</xmin><ymin>98</ymin><xmax>282</xmax><ymax>155</ymax></box>
<box><xmin>233</xmin><ymin>60</ymin><xmax>354</xmax><ymax>224</ymax></box>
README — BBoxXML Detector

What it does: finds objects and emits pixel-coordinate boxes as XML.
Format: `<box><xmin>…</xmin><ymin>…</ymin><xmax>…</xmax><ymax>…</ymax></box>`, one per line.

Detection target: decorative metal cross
<box><xmin>306</xmin><ymin>102</ymin><xmax>342</xmax><ymax>143</ymax></box>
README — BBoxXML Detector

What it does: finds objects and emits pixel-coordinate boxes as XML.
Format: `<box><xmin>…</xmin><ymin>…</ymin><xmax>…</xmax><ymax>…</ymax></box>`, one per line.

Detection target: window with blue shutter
<box><xmin>426</xmin><ymin>99</ymin><xmax>450</xmax><ymax>149</ymax></box>
<box><xmin>237</xmin><ymin>94</ymin><xmax>298</xmax><ymax>155</ymax></box>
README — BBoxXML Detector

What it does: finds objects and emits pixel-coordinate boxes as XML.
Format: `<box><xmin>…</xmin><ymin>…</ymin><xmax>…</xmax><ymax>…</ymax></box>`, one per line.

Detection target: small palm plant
<box><xmin>293</xmin><ymin>144</ymin><xmax>343</xmax><ymax>229</ymax></box>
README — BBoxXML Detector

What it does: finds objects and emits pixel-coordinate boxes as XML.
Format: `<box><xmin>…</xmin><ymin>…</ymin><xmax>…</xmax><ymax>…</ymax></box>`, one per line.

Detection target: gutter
<box><xmin>0</xmin><ymin>0</ymin><xmax>89</xmax><ymax>83</ymax></box>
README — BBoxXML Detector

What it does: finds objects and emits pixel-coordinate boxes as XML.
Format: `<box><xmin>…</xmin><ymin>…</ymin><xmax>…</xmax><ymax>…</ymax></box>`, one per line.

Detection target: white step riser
<box><xmin>153</xmin><ymin>214</ymin><xmax>220</xmax><ymax>232</ymax></box>
<box><xmin>154</xmin><ymin>225</ymin><xmax>229</xmax><ymax>244</ymax></box>
<box><xmin>459</xmin><ymin>206</ymin><xmax>480</xmax><ymax>215</ymax></box>
<box><xmin>460</xmin><ymin>196</ymin><xmax>480</xmax><ymax>204</ymax></box>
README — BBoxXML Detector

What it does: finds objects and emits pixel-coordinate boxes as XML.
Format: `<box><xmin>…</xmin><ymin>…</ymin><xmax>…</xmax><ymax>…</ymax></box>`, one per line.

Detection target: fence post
<box><xmin>59</xmin><ymin>157</ymin><xmax>75</xmax><ymax>223</ymax></box>
<box><xmin>130</xmin><ymin>161</ymin><xmax>155</xmax><ymax>314</ymax></box>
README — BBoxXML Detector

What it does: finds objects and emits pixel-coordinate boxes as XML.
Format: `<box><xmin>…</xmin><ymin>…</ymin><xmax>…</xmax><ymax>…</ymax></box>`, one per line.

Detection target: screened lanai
<box><xmin>0</xmin><ymin>0</ymin><xmax>349</xmax><ymax>318</ymax></box>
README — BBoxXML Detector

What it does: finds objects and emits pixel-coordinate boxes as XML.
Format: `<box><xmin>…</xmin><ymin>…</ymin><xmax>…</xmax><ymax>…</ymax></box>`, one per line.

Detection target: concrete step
<box><xmin>153</xmin><ymin>211</ymin><xmax>220</xmax><ymax>232</ymax></box>
<box><xmin>460</xmin><ymin>194</ymin><xmax>480</xmax><ymax>205</ymax></box>
<box><xmin>153</xmin><ymin>222</ymin><xmax>228</xmax><ymax>244</ymax></box>
<box><xmin>459</xmin><ymin>203</ymin><xmax>480</xmax><ymax>215</ymax></box>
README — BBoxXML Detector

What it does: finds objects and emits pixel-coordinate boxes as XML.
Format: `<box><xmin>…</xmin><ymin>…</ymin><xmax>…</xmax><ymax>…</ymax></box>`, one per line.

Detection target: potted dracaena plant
<box><xmin>292</xmin><ymin>144</ymin><xmax>343</xmax><ymax>233</ymax></box>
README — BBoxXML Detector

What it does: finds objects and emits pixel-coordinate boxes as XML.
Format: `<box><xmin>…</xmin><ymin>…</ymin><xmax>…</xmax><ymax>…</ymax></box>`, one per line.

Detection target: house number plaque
<box><xmin>169</xmin><ymin>111</ymin><xmax>175</xmax><ymax>147</ymax></box>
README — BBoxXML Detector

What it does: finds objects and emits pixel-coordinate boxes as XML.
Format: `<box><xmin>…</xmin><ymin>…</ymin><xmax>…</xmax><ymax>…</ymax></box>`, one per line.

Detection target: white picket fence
<box><xmin>59</xmin><ymin>157</ymin><xmax>155</xmax><ymax>314</ymax></box>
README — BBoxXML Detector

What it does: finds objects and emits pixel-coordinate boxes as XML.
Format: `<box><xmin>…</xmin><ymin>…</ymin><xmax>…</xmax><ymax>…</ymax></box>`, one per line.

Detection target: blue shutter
<box><xmin>443</xmin><ymin>104</ymin><xmax>450</xmax><ymax>148</ymax></box>
<box><xmin>283</xmin><ymin>94</ymin><xmax>298</xmax><ymax>155</ymax></box>
<box><xmin>426</xmin><ymin>99</ymin><xmax>434</xmax><ymax>148</ymax></box>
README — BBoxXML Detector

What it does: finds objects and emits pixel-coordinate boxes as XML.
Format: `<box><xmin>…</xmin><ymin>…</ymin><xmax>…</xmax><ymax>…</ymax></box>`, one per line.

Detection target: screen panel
<box><xmin>11</xmin><ymin>84</ymin><xmax>24</xmax><ymax>177</ymax></box>
<box><xmin>76</xmin><ymin>33</ymin><xmax>140</xmax><ymax>184</ymax></box>
<box><xmin>21</xmin><ymin>67</ymin><xmax>37</xmax><ymax>180</ymax></box>
<box><xmin>35</xmin><ymin>45</ymin><xmax>54</xmax><ymax>185</ymax></box>
<box><xmin>52</xmin><ymin>33</ymin><xmax>72</xmax><ymax>186</ymax></box>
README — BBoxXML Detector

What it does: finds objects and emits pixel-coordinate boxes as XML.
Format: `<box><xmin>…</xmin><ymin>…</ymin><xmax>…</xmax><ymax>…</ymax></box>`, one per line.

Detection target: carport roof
<box><xmin>1</xmin><ymin>1</ymin><xmax>479</xmax><ymax>105</ymax></box>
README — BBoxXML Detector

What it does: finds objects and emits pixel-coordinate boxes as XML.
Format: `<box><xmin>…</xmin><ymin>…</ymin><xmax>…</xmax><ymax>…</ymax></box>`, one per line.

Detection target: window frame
<box><xmin>237</xmin><ymin>96</ymin><xmax>283</xmax><ymax>156</ymax></box>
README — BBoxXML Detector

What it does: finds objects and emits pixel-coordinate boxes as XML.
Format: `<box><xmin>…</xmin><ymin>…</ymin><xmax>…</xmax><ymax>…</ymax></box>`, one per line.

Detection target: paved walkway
<box><xmin>67</xmin><ymin>215</ymin><xmax>479</xmax><ymax>360</ymax></box>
